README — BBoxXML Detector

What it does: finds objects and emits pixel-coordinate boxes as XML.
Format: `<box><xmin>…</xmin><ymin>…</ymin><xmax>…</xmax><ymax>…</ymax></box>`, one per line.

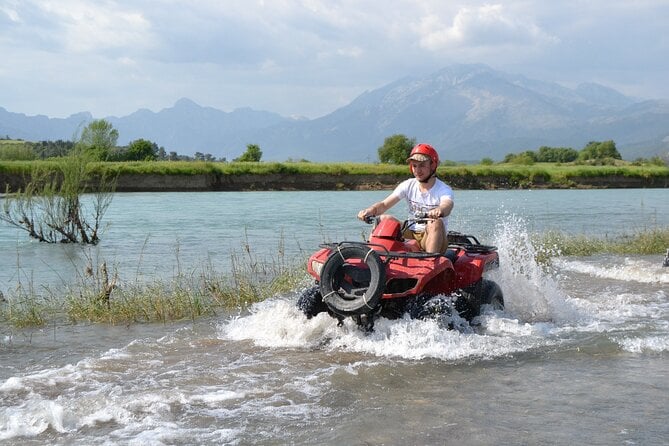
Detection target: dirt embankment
<box><xmin>1</xmin><ymin>171</ymin><xmax>668</xmax><ymax>192</ymax></box>
<box><xmin>110</xmin><ymin>173</ymin><xmax>408</xmax><ymax>191</ymax></box>
<box><xmin>101</xmin><ymin>172</ymin><xmax>669</xmax><ymax>191</ymax></box>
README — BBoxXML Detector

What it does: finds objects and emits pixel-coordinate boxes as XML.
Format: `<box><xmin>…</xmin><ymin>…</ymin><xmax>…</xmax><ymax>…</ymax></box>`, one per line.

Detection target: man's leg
<box><xmin>424</xmin><ymin>219</ymin><xmax>447</xmax><ymax>253</ymax></box>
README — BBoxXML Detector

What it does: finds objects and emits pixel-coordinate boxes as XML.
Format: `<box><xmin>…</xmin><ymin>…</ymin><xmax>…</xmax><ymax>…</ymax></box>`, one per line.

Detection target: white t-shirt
<box><xmin>390</xmin><ymin>177</ymin><xmax>454</xmax><ymax>233</ymax></box>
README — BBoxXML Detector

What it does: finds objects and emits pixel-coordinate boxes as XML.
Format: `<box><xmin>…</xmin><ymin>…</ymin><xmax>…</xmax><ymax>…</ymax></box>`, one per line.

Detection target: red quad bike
<box><xmin>297</xmin><ymin>214</ymin><xmax>504</xmax><ymax>331</ymax></box>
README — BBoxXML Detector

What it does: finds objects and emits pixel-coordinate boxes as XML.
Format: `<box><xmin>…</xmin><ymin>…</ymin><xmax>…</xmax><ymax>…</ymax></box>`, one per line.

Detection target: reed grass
<box><xmin>0</xmin><ymin>141</ymin><xmax>36</xmax><ymax>161</ymax></box>
<box><xmin>3</xmin><ymin>226</ymin><xmax>668</xmax><ymax>328</ymax></box>
<box><xmin>534</xmin><ymin>226</ymin><xmax>669</xmax><ymax>263</ymax></box>
<box><xmin>0</xmin><ymin>242</ymin><xmax>309</xmax><ymax>328</ymax></box>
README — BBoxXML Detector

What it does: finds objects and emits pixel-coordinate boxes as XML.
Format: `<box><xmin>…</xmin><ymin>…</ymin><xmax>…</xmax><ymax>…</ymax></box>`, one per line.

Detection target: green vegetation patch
<box><xmin>534</xmin><ymin>226</ymin><xmax>669</xmax><ymax>263</ymax></box>
<box><xmin>1</xmin><ymin>248</ymin><xmax>309</xmax><ymax>328</ymax></box>
<box><xmin>2</xmin><ymin>160</ymin><xmax>668</xmax><ymax>190</ymax></box>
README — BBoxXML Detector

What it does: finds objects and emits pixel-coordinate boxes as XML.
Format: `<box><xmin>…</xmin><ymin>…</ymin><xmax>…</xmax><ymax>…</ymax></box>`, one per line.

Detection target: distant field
<box><xmin>0</xmin><ymin>140</ymin><xmax>35</xmax><ymax>161</ymax></box>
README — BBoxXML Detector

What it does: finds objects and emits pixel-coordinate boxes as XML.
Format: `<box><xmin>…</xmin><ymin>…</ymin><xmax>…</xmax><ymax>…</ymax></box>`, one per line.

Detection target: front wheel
<box><xmin>456</xmin><ymin>279</ymin><xmax>504</xmax><ymax>320</ymax></box>
<box><xmin>296</xmin><ymin>285</ymin><xmax>327</xmax><ymax>318</ymax></box>
<box><xmin>479</xmin><ymin>279</ymin><xmax>504</xmax><ymax>311</ymax></box>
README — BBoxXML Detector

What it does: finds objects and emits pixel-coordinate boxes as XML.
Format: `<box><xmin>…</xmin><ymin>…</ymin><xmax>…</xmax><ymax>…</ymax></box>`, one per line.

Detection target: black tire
<box><xmin>479</xmin><ymin>279</ymin><xmax>504</xmax><ymax>311</ymax></box>
<box><xmin>319</xmin><ymin>245</ymin><xmax>386</xmax><ymax>317</ymax></box>
<box><xmin>408</xmin><ymin>294</ymin><xmax>453</xmax><ymax>320</ymax></box>
<box><xmin>456</xmin><ymin>279</ymin><xmax>504</xmax><ymax>320</ymax></box>
<box><xmin>296</xmin><ymin>285</ymin><xmax>327</xmax><ymax>318</ymax></box>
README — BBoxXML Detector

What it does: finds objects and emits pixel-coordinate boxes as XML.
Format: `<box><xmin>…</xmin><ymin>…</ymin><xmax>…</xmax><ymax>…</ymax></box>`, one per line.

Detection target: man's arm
<box><xmin>426</xmin><ymin>197</ymin><xmax>454</xmax><ymax>219</ymax></box>
<box><xmin>357</xmin><ymin>195</ymin><xmax>401</xmax><ymax>220</ymax></box>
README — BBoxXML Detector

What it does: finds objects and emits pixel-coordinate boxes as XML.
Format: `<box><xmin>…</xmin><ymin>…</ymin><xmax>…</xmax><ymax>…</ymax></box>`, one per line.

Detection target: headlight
<box><xmin>311</xmin><ymin>260</ymin><xmax>324</xmax><ymax>277</ymax></box>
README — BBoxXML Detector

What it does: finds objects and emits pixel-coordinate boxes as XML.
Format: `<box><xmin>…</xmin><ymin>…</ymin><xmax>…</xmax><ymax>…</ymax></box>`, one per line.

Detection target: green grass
<box><xmin>533</xmin><ymin>226</ymin><xmax>669</xmax><ymax>264</ymax></box>
<box><xmin>2</xmin><ymin>160</ymin><xmax>667</xmax><ymax>191</ymax></box>
<box><xmin>3</xmin><ymin>226</ymin><xmax>668</xmax><ymax>328</ymax></box>
<box><xmin>0</xmin><ymin>141</ymin><xmax>36</xmax><ymax>161</ymax></box>
<box><xmin>0</xmin><ymin>246</ymin><xmax>310</xmax><ymax>328</ymax></box>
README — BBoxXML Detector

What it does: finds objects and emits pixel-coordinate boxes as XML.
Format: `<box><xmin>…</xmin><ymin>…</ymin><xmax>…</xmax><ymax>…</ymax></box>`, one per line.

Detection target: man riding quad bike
<box><xmin>296</xmin><ymin>214</ymin><xmax>504</xmax><ymax>331</ymax></box>
<box><xmin>297</xmin><ymin>143</ymin><xmax>504</xmax><ymax>330</ymax></box>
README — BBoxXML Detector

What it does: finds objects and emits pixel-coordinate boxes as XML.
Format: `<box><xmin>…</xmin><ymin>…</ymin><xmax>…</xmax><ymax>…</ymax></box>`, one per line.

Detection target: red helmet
<box><xmin>407</xmin><ymin>143</ymin><xmax>439</xmax><ymax>167</ymax></box>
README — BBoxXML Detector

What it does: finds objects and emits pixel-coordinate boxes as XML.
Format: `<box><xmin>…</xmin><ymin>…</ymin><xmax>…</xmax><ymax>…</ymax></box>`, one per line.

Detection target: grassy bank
<box><xmin>534</xmin><ymin>226</ymin><xmax>669</xmax><ymax>261</ymax></box>
<box><xmin>1</xmin><ymin>160</ymin><xmax>668</xmax><ymax>191</ymax></box>
<box><xmin>1</xmin><ymin>247</ymin><xmax>310</xmax><ymax>328</ymax></box>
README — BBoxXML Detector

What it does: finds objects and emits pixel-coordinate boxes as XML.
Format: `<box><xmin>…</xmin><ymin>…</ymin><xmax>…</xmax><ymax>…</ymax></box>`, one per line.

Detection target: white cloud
<box><xmin>0</xmin><ymin>5</ymin><xmax>20</xmax><ymax>23</ymax></box>
<box><xmin>36</xmin><ymin>0</ymin><xmax>155</xmax><ymax>53</ymax></box>
<box><xmin>416</xmin><ymin>4</ymin><xmax>559</xmax><ymax>51</ymax></box>
<box><xmin>0</xmin><ymin>0</ymin><xmax>668</xmax><ymax>119</ymax></box>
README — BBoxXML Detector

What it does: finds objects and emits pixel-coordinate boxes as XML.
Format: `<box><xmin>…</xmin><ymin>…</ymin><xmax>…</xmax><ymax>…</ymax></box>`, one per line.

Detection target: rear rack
<box><xmin>447</xmin><ymin>231</ymin><xmax>497</xmax><ymax>253</ymax></box>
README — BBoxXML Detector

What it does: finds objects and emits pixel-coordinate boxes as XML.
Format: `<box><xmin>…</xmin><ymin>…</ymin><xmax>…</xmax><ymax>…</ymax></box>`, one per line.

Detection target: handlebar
<box><xmin>363</xmin><ymin>212</ymin><xmax>433</xmax><ymax>226</ymax></box>
<box><xmin>364</xmin><ymin>215</ymin><xmax>378</xmax><ymax>225</ymax></box>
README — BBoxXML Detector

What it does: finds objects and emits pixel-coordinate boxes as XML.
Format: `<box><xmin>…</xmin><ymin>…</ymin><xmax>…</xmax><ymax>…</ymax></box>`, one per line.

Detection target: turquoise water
<box><xmin>1</xmin><ymin>189</ymin><xmax>667</xmax><ymax>288</ymax></box>
<box><xmin>1</xmin><ymin>189</ymin><xmax>668</xmax><ymax>445</ymax></box>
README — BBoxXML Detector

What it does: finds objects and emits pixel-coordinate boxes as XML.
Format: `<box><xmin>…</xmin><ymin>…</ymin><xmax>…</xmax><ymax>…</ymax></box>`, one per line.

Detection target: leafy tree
<box><xmin>480</xmin><ymin>157</ymin><xmax>494</xmax><ymax>165</ymax></box>
<box><xmin>124</xmin><ymin>139</ymin><xmax>158</xmax><ymax>161</ymax></box>
<box><xmin>79</xmin><ymin>119</ymin><xmax>119</xmax><ymax>161</ymax></box>
<box><xmin>536</xmin><ymin>146</ymin><xmax>579</xmax><ymax>163</ymax></box>
<box><xmin>377</xmin><ymin>134</ymin><xmax>416</xmax><ymax>164</ymax></box>
<box><xmin>235</xmin><ymin>144</ymin><xmax>263</xmax><ymax>162</ymax></box>
<box><xmin>579</xmin><ymin>140</ymin><xmax>621</xmax><ymax>162</ymax></box>
<box><xmin>504</xmin><ymin>150</ymin><xmax>536</xmax><ymax>165</ymax></box>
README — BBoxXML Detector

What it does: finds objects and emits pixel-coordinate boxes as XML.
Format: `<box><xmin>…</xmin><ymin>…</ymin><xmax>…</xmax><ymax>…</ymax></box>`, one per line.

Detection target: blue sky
<box><xmin>1</xmin><ymin>0</ymin><xmax>668</xmax><ymax>119</ymax></box>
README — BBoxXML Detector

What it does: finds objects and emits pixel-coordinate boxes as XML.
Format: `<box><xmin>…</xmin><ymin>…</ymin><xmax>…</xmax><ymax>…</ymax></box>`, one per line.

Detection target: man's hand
<box><xmin>358</xmin><ymin>208</ymin><xmax>373</xmax><ymax>221</ymax></box>
<box><xmin>426</xmin><ymin>208</ymin><xmax>442</xmax><ymax>219</ymax></box>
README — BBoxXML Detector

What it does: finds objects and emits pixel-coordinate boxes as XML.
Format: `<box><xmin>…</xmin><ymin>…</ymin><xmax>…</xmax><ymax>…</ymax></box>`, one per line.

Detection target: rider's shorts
<box><xmin>403</xmin><ymin>229</ymin><xmax>448</xmax><ymax>253</ymax></box>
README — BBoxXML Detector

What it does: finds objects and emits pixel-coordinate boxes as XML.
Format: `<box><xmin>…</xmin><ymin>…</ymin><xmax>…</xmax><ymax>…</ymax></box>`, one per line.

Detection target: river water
<box><xmin>1</xmin><ymin>189</ymin><xmax>668</xmax><ymax>445</ymax></box>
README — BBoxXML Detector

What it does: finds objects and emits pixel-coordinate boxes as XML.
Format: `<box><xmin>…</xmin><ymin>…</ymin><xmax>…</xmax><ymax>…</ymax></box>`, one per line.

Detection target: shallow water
<box><xmin>1</xmin><ymin>189</ymin><xmax>668</xmax><ymax>445</ymax></box>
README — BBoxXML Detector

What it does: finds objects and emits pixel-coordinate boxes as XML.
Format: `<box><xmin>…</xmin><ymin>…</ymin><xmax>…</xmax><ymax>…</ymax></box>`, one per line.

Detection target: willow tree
<box><xmin>1</xmin><ymin>121</ymin><xmax>117</xmax><ymax>244</ymax></box>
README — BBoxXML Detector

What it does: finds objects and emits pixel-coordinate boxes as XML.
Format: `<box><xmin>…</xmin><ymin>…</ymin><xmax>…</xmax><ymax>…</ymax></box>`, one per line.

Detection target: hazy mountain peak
<box><xmin>173</xmin><ymin>97</ymin><xmax>200</xmax><ymax>109</ymax></box>
<box><xmin>1</xmin><ymin>64</ymin><xmax>667</xmax><ymax>162</ymax></box>
<box><xmin>575</xmin><ymin>82</ymin><xmax>635</xmax><ymax>107</ymax></box>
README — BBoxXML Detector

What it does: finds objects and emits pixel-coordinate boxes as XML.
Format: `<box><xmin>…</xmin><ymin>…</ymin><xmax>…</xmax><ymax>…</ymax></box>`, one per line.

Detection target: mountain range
<box><xmin>2</xmin><ymin>64</ymin><xmax>669</xmax><ymax>162</ymax></box>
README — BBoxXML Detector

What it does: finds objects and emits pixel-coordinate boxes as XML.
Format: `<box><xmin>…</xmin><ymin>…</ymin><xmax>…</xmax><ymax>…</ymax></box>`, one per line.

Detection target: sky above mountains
<box><xmin>2</xmin><ymin>1</ymin><xmax>668</xmax><ymax>120</ymax></box>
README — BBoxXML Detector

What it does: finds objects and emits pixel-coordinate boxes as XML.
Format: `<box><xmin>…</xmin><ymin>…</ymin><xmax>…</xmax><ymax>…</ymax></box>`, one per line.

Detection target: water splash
<box><xmin>552</xmin><ymin>257</ymin><xmax>669</xmax><ymax>284</ymax></box>
<box><xmin>618</xmin><ymin>335</ymin><xmax>669</xmax><ymax>353</ymax></box>
<box><xmin>491</xmin><ymin>213</ymin><xmax>584</xmax><ymax>324</ymax></box>
<box><xmin>217</xmin><ymin>216</ymin><xmax>596</xmax><ymax>361</ymax></box>
<box><xmin>219</xmin><ymin>298</ymin><xmax>552</xmax><ymax>361</ymax></box>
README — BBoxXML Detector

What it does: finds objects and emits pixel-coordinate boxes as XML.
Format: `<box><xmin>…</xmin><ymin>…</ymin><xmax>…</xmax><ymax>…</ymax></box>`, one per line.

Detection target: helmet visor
<box><xmin>406</xmin><ymin>153</ymin><xmax>431</xmax><ymax>162</ymax></box>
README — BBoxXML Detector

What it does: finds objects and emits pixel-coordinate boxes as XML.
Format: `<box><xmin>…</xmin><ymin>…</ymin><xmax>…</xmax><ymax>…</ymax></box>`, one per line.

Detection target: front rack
<box><xmin>319</xmin><ymin>241</ymin><xmax>444</xmax><ymax>260</ymax></box>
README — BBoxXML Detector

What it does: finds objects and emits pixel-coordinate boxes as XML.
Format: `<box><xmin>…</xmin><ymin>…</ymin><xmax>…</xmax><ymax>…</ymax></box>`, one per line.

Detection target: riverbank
<box><xmin>1</xmin><ymin>160</ymin><xmax>668</xmax><ymax>191</ymax></box>
<box><xmin>109</xmin><ymin>171</ymin><xmax>669</xmax><ymax>191</ymax></box>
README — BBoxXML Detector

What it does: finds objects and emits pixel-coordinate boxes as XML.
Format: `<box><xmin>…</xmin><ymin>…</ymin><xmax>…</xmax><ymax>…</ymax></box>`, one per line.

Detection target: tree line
<box><xmin>1</xmin><ymin>120</ymin><xmax>265</xmax><ymax>244</ymax></box>
<box><xmin>376</xmin><ymin>134</ymin><xmax>667</xmax><ymax>166</ymax></box>
<box><xmin>0</xmin><ymin>119</ymin><xmax>263</xmax><ymax>163</ymax></box>
<box><xmin>3</xmin><ymin>123</ymin><xmax>668</xmax><ymax>167</ymax></box>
